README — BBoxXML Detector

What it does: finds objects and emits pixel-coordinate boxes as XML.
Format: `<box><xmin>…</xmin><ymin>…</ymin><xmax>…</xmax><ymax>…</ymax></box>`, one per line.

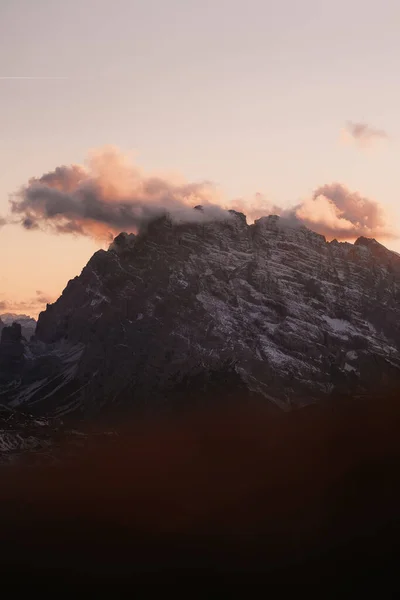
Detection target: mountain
<box><xmin>2</xmin><ymin>210</ymin><xmax>400</xmax><ymax>417</ymax></box>
<box><xmin>0</xmin><ymin>314</ymin><xmax>36</xmax><ymax>341</ymax></box>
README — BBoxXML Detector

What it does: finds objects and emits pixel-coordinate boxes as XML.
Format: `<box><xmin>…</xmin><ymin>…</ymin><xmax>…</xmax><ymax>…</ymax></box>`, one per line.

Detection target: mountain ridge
<box><xmin>2</xmin><ymin>210</ymin><xmax>400</xmax><ymax>417</ymax></box>
<box><xmin>0</xmin><ymin>314</ymin><xmax>36</xmax><ymax>341</ymax></box>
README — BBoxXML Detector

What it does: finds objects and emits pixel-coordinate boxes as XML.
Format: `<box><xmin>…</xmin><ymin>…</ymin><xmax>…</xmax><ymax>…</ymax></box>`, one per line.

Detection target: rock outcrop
<box><xmin>0</xmin><ymin>323</ymin><xmax>25</xmax><ymax>375</ymax></box>
<box><xmin>0</xmin><ymin>314</ymin><xmax>37</xmax><ymax>341</ymax></box>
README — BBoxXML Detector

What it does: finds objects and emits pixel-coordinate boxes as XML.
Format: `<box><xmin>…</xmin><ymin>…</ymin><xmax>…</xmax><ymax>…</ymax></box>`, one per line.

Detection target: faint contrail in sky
<box><xmin>0</xmin><ymin>76</ymin><xmax>70</xmax><ymax>80</ymax></box>
<box><xmin>0</xmin><ymin>76</ymin><xmax>107</xmax><ymax>80</ymax></box>
<box><xmin>0</xmin><ymin>76</ymin><xmax>116</xmax><ymax>83</ymax></box>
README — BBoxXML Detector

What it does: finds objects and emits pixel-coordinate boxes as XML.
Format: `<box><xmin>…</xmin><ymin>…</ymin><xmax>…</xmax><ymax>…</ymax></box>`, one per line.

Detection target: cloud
<box><xmin>230</xmin><ymin>192</ymin><xmax>283</xmax><ymax>224</ymax></box>
<box><xmin>9</xmin><ymin>147</ymin><xmax>395</xmax><ymax>244</ymax></box>
<box><xmin>35</xmin><ymin>290</ymin><xmax>52</xmax><ymax>304</ymax></box>
<box><xmin>295</xmin><ymin>183</ymin><xmax>392</xmax><ymax>240</ymax></box>
<box><xmin>0</xmin><ymin>217</ymin><xmax>7</xmax><ymax>227</ymax></box>
<box><xmin>343</xmin><ymin>121</ymin><xmax>388</xmax><ymax>147</ymax></box>
<box><xmin>0</xmin><ymin>290</ymin><xmax>55</xmax><ymax>318</ymax></box>
<box><xmin>10</xmin><ymin>147</ymin><xmax>231</xmax><ymax>240</ymax></box>
<box><xmin>233</xmin><ymin>183</ymin><xmax>394</xmax><ymax>241</ymax></box>
<box><xmin>22</xmin><ymin>217</ymin><xmax>39</xmax><ymax>230</ymax></box>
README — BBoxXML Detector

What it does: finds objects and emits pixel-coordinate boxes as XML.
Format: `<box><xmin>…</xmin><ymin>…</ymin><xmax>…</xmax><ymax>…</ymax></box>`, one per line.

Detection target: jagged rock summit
<box><xmin>0</xmin><ymin>314</ymin><xmax>37</xmax><ymax>341</ymax></box>
<box><xmin>2</xmin><ymin>210</ymin><xmax>400</xmax><ymax>417</ymax></box>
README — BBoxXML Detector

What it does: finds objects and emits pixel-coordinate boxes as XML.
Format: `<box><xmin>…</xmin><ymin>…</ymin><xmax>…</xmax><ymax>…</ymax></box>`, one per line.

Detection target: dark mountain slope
<box><xmin>2</xmin><ymin>211</ymin><xmax>400</xmax><ymax>417</ymax></box>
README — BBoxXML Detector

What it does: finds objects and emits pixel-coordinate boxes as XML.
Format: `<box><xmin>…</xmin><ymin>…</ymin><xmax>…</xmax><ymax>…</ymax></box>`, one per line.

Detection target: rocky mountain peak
<box><xmin>354</xmin><ymin>236</ymin><xmax>379</xmax><ymax>246</ymax></box>
<box><xmin>1</xmin><ymin>322</ymin><xmax>22</xmax><ymax>344</ymax></box>
<box><xmin>252</xmin><ymin>214</ymin><xmax>327</xmax><ymax>248</ymax></box>
<box><xmin>108</xmin><ymin>231</ymin><xmax>136</xmax><ymax>254</ymax></box>
<box><xmin>3</xmin><ymin>211</ymin><xmax>400</xmax><ymax>417</ymax></box>
<box><xmin>0</xmin><ymin>314</ymin><xmax>37</xmax><ymax>341</ymax></box>
<box><xmin>354</xmin><ymin>236</ymin><xmax>400</xmax><ymax>270</ymax></box>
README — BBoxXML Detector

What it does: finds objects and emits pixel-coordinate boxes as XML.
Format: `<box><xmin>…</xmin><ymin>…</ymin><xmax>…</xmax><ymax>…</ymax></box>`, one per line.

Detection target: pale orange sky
<box><xmin>1</xmin><ymin>0</ymin><xmax>400</xmax><ymax>317</ymax></box>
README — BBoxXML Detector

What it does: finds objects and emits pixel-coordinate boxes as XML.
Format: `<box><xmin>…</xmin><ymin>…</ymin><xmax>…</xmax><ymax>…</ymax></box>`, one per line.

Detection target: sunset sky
<box><xmin>1</xmin><ymin>0</ymin><xmax>400</xmax><ymax>316</ymax></box>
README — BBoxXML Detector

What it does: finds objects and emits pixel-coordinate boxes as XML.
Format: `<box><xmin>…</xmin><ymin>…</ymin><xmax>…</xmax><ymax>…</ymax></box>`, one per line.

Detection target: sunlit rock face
<box><xmin>3</xmin><ymin>210</ymin><xmax>400</xmax><ymax>417</ymax></box>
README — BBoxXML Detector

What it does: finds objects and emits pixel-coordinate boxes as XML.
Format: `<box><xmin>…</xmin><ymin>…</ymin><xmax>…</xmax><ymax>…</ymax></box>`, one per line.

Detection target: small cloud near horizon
<box><xmin>342</xmin><ymin>121</ymin><xmax>389</xmax><ymax>148</ymax></box>
<box><xmin>0</xmin><ymin>290</ymin><xmax>55</xmax><ymax>319</ymax></box>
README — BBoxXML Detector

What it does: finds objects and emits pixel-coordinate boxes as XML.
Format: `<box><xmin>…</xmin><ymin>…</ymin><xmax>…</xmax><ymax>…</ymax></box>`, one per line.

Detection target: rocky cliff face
<box><xmin>2</xmin><ymin>211</ymin><xmax>400</xmax><ymax>417</ymax></box>
<box><xmin>0</xmin><ymin>323</ymin><xmax>25</xmax><ymax>375</ymax></box>
<box><xmin>0</xmin><ymin>314</ymin><xmax>37</xmax><ymax>341</ymax></box>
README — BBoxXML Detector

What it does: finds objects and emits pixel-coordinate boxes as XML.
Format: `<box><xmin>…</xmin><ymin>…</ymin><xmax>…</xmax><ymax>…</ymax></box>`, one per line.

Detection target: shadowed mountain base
<box><xmin>1</xmin><ymin>391</ymin><xmax>400</xmax><ymax>589</ymax></box>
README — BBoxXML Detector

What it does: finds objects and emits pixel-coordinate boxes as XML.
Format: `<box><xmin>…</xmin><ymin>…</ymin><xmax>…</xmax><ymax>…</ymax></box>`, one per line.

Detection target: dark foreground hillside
<box><xmin>1</xmin><ymin>392</ymin><xmax>400</xmax><ymax>590</ymax></box>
